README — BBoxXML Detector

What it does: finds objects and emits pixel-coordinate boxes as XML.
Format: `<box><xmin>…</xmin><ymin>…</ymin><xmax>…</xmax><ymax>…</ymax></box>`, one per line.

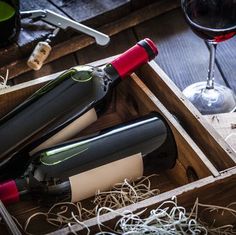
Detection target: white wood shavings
<box><xmin>0</xmin><ymin>70</ymin><xmax>10</xmax><ymax>89</ymax></box>
<box><xmin>18</xmin><ymin>176</ymin><xmax>236</xmax><ymax>235</ymax></box>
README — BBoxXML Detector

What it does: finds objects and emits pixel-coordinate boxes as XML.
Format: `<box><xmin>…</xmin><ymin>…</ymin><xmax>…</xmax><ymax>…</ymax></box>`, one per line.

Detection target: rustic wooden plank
<box><xmin>134</xmin><ymin>8</ymin><xmax>226</xmax><ymax>90</ymax></box>
<box><xmin>131</xmin><ymin>0</ymin><xmax>157</xmax><ymax>9</ymax></box>
<box><xmin>215</xmin><ymin>37</ymin><xmax>236</xmax><ymax>93</ymax></box>
<box><xmin>0</xmin><ymin>43</ymin><xmax>21</xmax><ymax>68</ymax></box>
<box><xmin>20</xmin><ymin>0</ymin><xmax>63</xmax><ymax>11</ymax></box>
<box><xmin>76</xmin><ymin>29</ymin><xmax>136</xmax><ymax>64</ymax></box>
<box><xmin>15</xmin><ymin>0</ymin><xmax>130</xmax><ymax>62</ymax></box>
<box><xmin>206</xmin><ymin>113</ymin><xmax>236</xmax><ymax>153</ymax></box>
<box><xmin>0</xmin><ymin>200</ymin><xmax>22</xmax><ymax>235</ymax></box>
<box><xmin>14</xmin><ymin>0</ymin><xmax>131</xmax><ymax>62</ymax></box>
<box><xmin>49</xmin><ymin>0</ymin><xmax>130</xmax><ymax>27</ymax></box>
<box><xmin>0</xmin><ymin>0</ymin><xmax>178</xmax><ymax>81</ymax></box>
<box><xmin>0</xmin><ymin>70</ymin><xmax>14</xmax><ymax>87</ymax></box>
<box><xmin>17</xmin><ymin>19</ymin><xmax>54</xmax><ymax>57</ymax></box>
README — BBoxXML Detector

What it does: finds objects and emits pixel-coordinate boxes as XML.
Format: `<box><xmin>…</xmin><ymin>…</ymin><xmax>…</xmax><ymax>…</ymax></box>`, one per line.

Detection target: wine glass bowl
<box><xmin>181</xmin><ymin>0</ymin><xmax>236</xmax><ymax>114</ymax></box>
<box><xmin>182</xmin><ymin>0</ymin><xmax>236</xmax><ymax>42</ymax></box>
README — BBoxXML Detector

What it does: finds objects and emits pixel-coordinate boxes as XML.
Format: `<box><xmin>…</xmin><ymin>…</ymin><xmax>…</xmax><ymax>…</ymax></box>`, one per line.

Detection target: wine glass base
<box><xmin>183</xmin><ymin>82</ymin><xmax>236</xmax><ymax>115</ymax></box>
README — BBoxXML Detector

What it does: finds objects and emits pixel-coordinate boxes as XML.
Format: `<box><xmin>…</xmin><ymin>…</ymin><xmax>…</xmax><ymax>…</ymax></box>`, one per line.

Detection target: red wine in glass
<box><xmin>181</xmin><ymin>0</ymin><xmax>236</xmax><ymax>115</ymax></box>
<box><xmin>183</xmin><ymin>0</ymin><xmax>236</xmax><ymax>42</ymax></box>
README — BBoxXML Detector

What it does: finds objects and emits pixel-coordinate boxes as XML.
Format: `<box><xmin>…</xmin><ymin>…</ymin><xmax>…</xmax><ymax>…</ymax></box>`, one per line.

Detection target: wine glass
<box><xmin>181</xmin><ymin>0</ymin><xmax>236</xmax><ymax>114</ymax></box>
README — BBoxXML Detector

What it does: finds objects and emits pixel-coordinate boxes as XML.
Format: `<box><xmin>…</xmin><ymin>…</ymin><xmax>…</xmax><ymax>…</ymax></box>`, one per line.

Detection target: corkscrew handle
<box><xmin>20</xmin><ymin>9</ymin><xmax>110</xmax><ymax>46</ymax></box>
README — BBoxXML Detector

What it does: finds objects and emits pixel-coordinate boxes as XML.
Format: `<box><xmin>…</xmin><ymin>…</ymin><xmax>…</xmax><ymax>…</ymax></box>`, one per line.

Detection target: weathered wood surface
<box><xmin>0</xmin><ymin>0</ymin><xmax>62</xmax><ymax>68</ymax></box>
<box><xmin>76</xmin><ymin>29</ymin><xmax>136</xmax><ymax>64</ymax></box>
<box><xmin>216</xmin><ymin>38</ymin><xmax>236</xmax><ymax>91</ymax></box>
<box><xmin>19</xmin><ymin>0</ymin><xmax>129</xmax><ymax>47</ymax></box>
<box><xmin>49</xmin><ymin>0</ymin><xmax>130</xmax><ymax>27</ymax></box>
<box><xmin>0</xmin><ymin>0</ymin><xmax>131</xmax><ymax>74</ymax></box>
<box><xmin>13</xmin><ymin>54</ymin><xmax>77</xmax><ymax>84</ymax></box>
<box><xmin>206</xmin><ymin>113</ymin><xmax>236</xmax><ymax>153</ymax></box>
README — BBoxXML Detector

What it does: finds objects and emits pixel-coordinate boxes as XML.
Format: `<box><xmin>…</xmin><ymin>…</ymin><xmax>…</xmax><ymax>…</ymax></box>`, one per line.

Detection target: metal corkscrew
<box><xmin>21</xmin><ymin>9</ymin><xmax>110</xmax><ymax>70</ymax></box>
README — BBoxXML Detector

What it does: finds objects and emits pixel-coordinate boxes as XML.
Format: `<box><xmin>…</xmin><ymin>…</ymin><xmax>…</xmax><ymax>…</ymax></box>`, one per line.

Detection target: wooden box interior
<box><xmin>67</xmin><ymin>166</ymin><xmax>236</xmax><ymax>235</ymax></box>
<box><xmin>0</xmin><ymin>60</ymin><xmax>220</xmax><ymax>234</ymax></box>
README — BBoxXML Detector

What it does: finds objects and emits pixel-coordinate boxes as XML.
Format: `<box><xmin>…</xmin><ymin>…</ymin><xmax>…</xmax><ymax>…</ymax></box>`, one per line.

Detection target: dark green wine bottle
<box><xmin>0</xmin><ymin>38</ymin><xmax>158</xmax><ymax>180</ymax></box>
<box><xmin>0</xmin><ymin>112</ymin><xmax>177</xmax><ymax>205</ymax></box>
<box><xmin>0</xmin><ymin>0</ymin><xmax>20</xmax><ymax>47</ymax></box>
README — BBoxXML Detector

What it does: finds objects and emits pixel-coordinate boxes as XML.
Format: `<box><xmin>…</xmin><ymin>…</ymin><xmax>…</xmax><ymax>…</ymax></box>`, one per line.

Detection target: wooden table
<box><xmin>0</xmin><ymin>1</ymin><xmax>236</xmax><ymax>234</ymax></box>
<box><xmin>1</xmin><ymin>0</ymin><xmax>235</xmax><ymax>94</ymax></box>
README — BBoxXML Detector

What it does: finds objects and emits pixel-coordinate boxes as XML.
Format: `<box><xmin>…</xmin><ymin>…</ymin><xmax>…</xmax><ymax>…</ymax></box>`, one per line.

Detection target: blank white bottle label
<box><xmin>69</xmin><ymin>153</ymin><xmax>143</xmax><ymax>202</ymax></box>
<box><xmin>30</xmin><ymin>109</ymin><xmax>97</xmax><ymax>155</ymax></box>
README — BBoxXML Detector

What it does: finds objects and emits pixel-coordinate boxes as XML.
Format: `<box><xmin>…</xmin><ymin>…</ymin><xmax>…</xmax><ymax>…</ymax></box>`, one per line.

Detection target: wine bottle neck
<box><xmin>15</xmin><ymin>176</ymin><xmax>71</xmax><ymax>200</ymax></box>
<box><xmin>105</xmin><ymin>38</ymin><xmax>158</xmax><ymax>80</ymax></box>
<box><xmin>103</xmin><ymin>63</ymin><xmax>121</xmax><ymax>85</ymax></box>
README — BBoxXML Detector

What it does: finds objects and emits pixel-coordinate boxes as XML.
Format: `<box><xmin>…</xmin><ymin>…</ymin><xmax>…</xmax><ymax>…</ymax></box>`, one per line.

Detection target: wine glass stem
<box><xmin>206</xmin><ymin>42</ymin><xmax>217</xmax><ymax>89</ymax></box>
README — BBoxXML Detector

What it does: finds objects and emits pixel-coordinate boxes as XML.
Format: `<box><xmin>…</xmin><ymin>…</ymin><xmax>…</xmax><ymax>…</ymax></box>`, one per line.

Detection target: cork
<box><xmin>27</xmin><ymin>41</ymin><xmax>52</xmax><ymax>70</ymax></box>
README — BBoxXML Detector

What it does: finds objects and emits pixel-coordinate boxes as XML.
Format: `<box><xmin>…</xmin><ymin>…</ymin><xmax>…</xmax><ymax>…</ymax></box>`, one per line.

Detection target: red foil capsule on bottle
<box><xmin>110</xmin><ymin>38</ymin><xmax>158</xmax><ymax>79</ymax></box>
<box><xmin>0</xmin><ymin>180</ymin><xmax>19</xmax><ymax>205</ymax></box>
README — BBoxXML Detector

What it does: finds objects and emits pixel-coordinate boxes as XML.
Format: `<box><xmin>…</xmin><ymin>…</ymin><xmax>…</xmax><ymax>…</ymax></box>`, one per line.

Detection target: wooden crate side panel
<box><xmin>206</xmin><ymin>113</ymin><xmax>236</xmax><ymax>153</ymax></box>
<box><xmin>131</xmin><ymin>75</ymin><xmax>218</xmax><ymax>176</ymax></box>
<box><xmin>138</xmin><ymin>61</ymin><xmax>236</xmax><ymax>170</ymax></box>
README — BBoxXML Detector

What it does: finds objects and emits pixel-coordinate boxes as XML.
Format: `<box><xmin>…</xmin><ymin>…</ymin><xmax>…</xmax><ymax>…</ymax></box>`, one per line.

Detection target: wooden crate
<box><xmin>0</xmin><ymin>58</ymin><xmax>235</xmax><ymax>234</ymax></box>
